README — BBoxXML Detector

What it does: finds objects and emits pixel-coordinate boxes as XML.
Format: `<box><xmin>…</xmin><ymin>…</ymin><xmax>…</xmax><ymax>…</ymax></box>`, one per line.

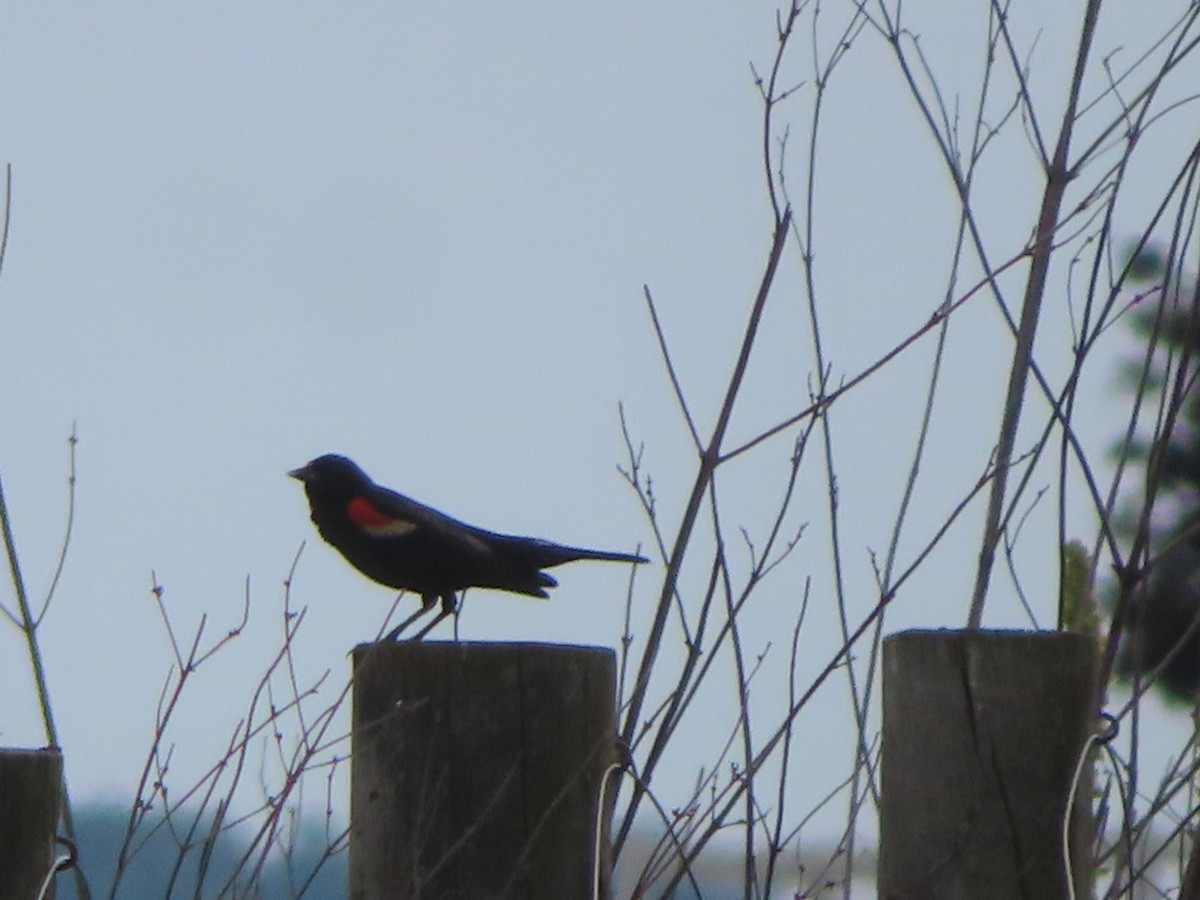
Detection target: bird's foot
<box><xmin>380</xmin><ymin>593</ymin><xmax>439</xmax><ymax>642</ymax></box>
<box><xmin>407</xmin><ymin>593</ymin><xmax>458</xmax><ymax>642</ymax></box>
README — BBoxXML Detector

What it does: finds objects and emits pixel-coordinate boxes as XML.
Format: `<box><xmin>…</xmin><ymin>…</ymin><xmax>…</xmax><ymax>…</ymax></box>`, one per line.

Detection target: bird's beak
<box><xmin>288</xmin><ymin>464</ymin><xmax>310</xmax><ymax>482</ymax></box>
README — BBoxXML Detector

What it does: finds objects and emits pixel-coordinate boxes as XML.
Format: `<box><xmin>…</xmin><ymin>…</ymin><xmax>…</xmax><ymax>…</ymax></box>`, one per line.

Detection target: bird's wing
<box><xmin>342</xmin><ymin>483</ymin><xmax>641</xmax><ymax>577</ymax></box>
<box><xmin>345</xmin><ymin>485</ymin><xmax>497</xmax><ymax>557</ymax></box>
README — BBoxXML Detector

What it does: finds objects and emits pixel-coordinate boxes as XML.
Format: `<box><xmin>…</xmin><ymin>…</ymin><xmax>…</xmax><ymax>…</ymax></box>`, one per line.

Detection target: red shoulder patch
<box><xmin>347</xmin><ymin>497</ymin><xmax>418</xmax><ymax>537</ymax></box>
<box><xmin>347</xmin><ymin>496</ymin><xmax>394</xmax><ymax>528</ymax></box>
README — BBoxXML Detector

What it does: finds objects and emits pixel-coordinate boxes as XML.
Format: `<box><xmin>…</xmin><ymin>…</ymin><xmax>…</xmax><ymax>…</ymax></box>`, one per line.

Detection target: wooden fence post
<box><xmin>879</xmin><ymin>629</ymin><xmax>1097</xmax><ymax>899</ymax></box>
<box><xmin>349</xmin><ymin>641</ymin><xmax>618</xmax><ymax>900</ymax></box>
<box><xmin>0</xmin><ymin>746</ymin><xmax>63</xmax><ymax>900</ymax></box>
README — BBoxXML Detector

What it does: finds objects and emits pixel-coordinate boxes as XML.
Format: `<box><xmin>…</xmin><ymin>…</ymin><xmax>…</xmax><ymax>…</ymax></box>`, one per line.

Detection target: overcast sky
<box><xmin>1</xmin><ymin>1</ymin><xmax>1197</xmax><ymax>872</ymax></box>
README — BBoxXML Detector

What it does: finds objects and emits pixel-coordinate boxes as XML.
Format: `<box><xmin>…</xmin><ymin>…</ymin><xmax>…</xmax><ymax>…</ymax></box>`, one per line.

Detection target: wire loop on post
<box><xmin>1063</xmin><ymin>713</ymin><xmax>1117</xmax><ymax>900</ymax></box>
<box><xmin>34</xmin><ymin>835</ymin><xmax>78</xmax><ymax>900</ymax></box>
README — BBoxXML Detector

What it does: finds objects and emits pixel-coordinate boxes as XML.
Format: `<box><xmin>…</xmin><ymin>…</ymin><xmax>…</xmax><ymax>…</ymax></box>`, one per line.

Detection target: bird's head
<box><xmin>288</xmin><ymin>454</ymin><xmax>373</xmax><ymax>501</ymax></box>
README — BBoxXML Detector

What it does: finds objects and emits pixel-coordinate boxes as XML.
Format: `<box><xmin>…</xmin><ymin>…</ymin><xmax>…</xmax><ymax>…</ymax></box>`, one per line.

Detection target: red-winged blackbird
<box><xmin>289</xmin><ymin>453</ymin><xmax>646</xmax><ymax>639</ymax></box>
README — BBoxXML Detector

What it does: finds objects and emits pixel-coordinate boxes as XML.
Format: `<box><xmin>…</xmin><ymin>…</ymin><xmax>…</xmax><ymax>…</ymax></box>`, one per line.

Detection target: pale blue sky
<box><xmin>1</xmin><ymin>1</ymin><xmax>1196</xmax><ymax>869</ymax></box>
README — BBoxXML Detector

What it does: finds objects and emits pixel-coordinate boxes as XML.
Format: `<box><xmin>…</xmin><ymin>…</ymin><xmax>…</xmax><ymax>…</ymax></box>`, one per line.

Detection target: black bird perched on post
<box><xmin>289</xmin><ymin>453</ymin><xmax>646</xmax><ymax>640</ymax></box>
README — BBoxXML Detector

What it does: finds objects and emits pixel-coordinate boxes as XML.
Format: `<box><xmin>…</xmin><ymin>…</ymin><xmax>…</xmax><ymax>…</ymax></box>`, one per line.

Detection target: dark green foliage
<box><xmin>1114</xmin><ymin>244</ymin><xmax>1200</xmax><ymax>703</ymax></box>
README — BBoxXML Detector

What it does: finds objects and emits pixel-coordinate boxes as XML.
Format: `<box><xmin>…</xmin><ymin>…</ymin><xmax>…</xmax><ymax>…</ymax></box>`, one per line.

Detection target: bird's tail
<box><xmin>491</xmin><ymin>534</ymin><xmax>647</xmax><ymax>569</ymax></box>
<box><xmin>541</xmin><ymin>543</ymin><xmax>648</xmax><ymax>567</ymax></box>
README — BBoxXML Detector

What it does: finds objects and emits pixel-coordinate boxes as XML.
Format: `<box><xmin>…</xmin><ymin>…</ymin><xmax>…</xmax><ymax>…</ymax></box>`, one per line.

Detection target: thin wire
<box><xmin>35</xmin><ymin>836</ymin><xmax>77</xmax><ymax>900</ymax></box>
<box><xmin>593</xmin><ymin>761</ymin><xmax>625</xmax><ymax>900</ymax></box>
<box><xmin>1064</xmin><ymin>714</ymin><xmax>1119</xmax><ymax>900</ymax></box>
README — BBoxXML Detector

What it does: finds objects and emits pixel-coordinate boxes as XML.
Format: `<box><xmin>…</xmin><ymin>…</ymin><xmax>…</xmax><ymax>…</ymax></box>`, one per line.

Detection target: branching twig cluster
<box><xmin>608</xmin><ymin>1</ymin><xmax>1200</xmax><ymax>897</ymax></box>
<box><xmin>106</xmin><ymin>552</ymin><xmax>351</xmax><ymax>899</ymax></box>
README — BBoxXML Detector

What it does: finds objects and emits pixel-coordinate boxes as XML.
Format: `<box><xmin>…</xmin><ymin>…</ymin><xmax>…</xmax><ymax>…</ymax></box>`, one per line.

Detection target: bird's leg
<box><xmin>408</xmin><ymin>592</ymin><xmax>458</xmax><ymax>642</ymax></box>
<box><xmin>382</xmin><ymin>592</ymin><xmax>438</xmax><ymax>642</ymax></box>
<box><xmin>452</xmin><ymin>593</ymin><xmax>461</xmax><ymax>641</ymax></box>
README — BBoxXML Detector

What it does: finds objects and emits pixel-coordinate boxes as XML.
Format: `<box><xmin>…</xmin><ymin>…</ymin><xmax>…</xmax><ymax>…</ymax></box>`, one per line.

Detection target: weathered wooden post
<box><xmin>879</xmin><ymin>630</ymin><xmax>1097</xmax><ymax>899</ymax></box>
<box><xmin>0</xmin><ymin>746</ymin><xmax>63</xmax><ymax>900</ymax></box>
<box><xmin>350</xmin><ymin>642</ymin><xmax>618</xmax><ymax>900</ymax></box>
